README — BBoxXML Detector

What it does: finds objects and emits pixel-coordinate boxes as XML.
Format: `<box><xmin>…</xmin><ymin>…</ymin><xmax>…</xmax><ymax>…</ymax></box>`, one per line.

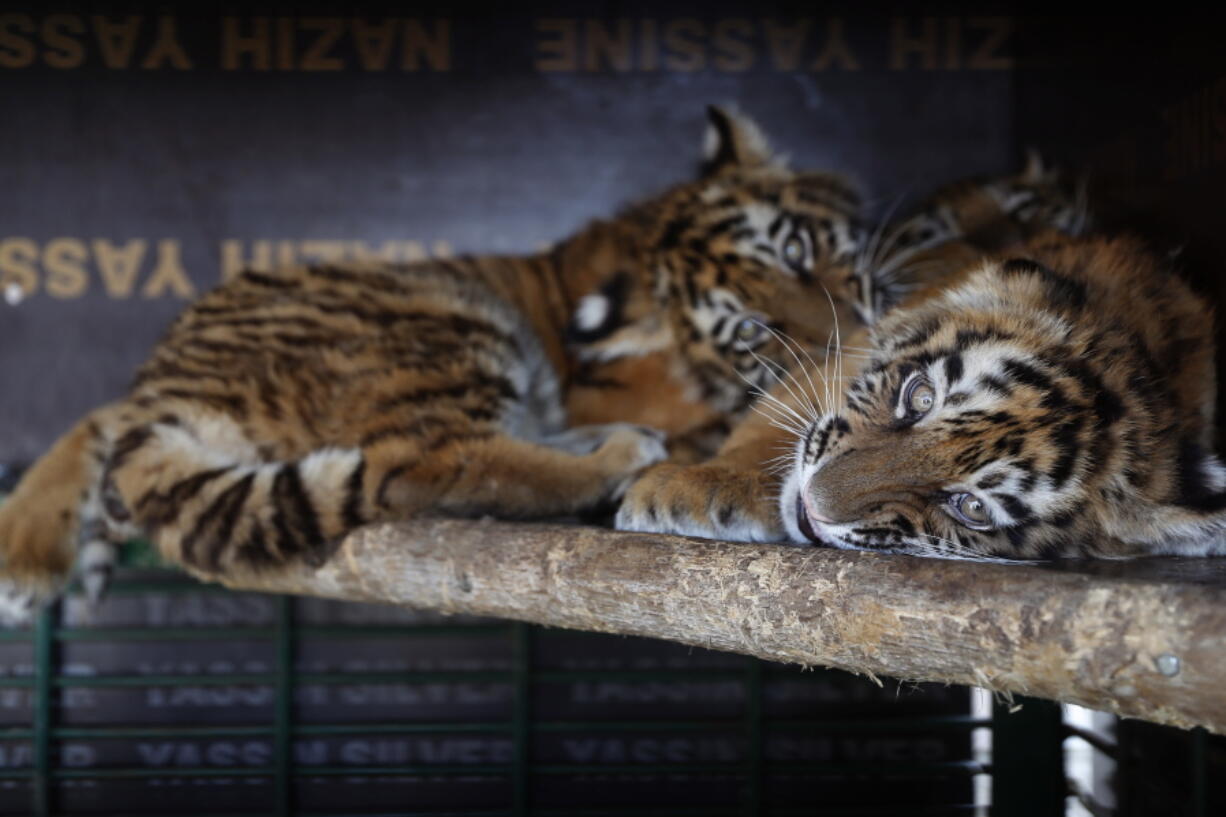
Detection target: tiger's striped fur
<box><xmin>0</xmin><ymin>260</ymin><xmax>671</xmax><ymax>622</ymax></box>
<box><xmin>0</xmin><ymin>106</ymin><xmax>864</xmax><ymax>622</ymax></box>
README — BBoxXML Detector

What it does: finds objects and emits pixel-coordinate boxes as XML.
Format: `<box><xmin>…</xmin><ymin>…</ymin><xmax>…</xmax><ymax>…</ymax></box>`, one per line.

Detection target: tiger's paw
<box><xmin>0</xmin><ymin>578</ymin><xmax>39</xmax><ymax>627</ymax></box>
<box><xmin>593</xmin><ymin>427</ymin><xmax>670</xmax><ymax>502</ymax></box>
<box><xmin>0</xmin><ymin>490</ymin><xmax>79</xmax><ymax>626</ymax></box>
<box><xmin>0</xmin><ymin>566</ymin><xmax>65</xmax><ymax>626</ymax></box>
<box><xmin>614</xmin><ymin>463</ymin><xmax>786</xmax><ymax>542</ymax></box>
<box><xmin>548</xmin><ymin>423</ymin><xmax>667</xmax><ymax>456</ymax></box>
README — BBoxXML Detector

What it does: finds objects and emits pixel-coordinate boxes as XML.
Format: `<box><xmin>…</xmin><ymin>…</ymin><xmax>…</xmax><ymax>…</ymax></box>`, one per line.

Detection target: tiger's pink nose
<box><xmin>800</xmin><ymin>490</ymin><xmax>835</xmax><ymax>524</ymax></box>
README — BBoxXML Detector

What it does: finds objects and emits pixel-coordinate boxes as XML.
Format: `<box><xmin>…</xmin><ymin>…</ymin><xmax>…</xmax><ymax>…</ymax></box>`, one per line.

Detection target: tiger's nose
<box><xmin>800</xmin><ymin>480</ymin><xmax>837</xmax><ymax>524</ymax></box>
<box><xmin>804</xmin><ymin>470</ymin><xmax>880</xmax><ymax>525</ymax></box>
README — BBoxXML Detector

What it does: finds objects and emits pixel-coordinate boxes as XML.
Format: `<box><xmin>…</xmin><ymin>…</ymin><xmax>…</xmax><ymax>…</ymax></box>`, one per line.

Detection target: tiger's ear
<box><xmin>1021</xmin><ymin>148</ymin><xmax>1058</xmax><ymax>185</ymax></box>
<box><xmin>701</xmin><ymin>105</ymin><xmax>783</xmax><ymax>177</ymax></box>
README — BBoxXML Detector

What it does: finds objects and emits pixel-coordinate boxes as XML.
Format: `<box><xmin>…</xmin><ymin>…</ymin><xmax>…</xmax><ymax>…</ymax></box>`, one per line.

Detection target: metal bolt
<box><xmin>3</xmin><ymin>283</ymin><xmax>24</xmax><ymax>306</ymax></box>
<box><xmin>1155</xmin><ymin>653</ymin><xmax>1180</xmax><ymax>677</ymax></box>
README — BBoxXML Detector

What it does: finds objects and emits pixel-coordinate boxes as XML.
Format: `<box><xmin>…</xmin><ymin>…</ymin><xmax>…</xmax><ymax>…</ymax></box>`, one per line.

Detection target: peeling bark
<box><xmin>214</xmin><ymin>519</ymin><xmax>1226</xmax><ymax>734</ymax></box>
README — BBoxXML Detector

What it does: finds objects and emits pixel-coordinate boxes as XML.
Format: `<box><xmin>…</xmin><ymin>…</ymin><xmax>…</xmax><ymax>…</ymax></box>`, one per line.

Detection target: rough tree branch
<box><xmin>215</xmin><ymin>519</ymin><xmax>1226</xmax><ymax>734</ymax></box>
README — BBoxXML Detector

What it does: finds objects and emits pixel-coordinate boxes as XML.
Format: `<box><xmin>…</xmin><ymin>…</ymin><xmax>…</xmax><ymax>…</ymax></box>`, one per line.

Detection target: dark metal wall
<box><xmin>1011</xmin><ymin>16</ymin><xmax>1226</xmax><ymax>432</ymax></box>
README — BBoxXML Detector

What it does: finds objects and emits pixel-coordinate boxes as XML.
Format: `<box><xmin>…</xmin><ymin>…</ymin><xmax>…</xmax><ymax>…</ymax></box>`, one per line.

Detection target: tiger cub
<box><xmin>783</xmin><ymin>234</ymin><xmax>1226</xmax><ymax>559</ymax></box>
<box><xmin>615</xmin><ymin>160</ymin><xmax>1089</xmax><ymax>542</ymax></box>
<box><xmin>567</xmin><ymin>106</ymin><xmax>864</xmax><ymax>456</ymax></box>
<box><xmin>0</xmin><ymin>106</ymin><xmax>863</xmax><ymax>622</ymax></box>
<box><xmin>850</xmin><ymin>151</ymin><xmax>1089</xmax><ymax>325</ymax></box>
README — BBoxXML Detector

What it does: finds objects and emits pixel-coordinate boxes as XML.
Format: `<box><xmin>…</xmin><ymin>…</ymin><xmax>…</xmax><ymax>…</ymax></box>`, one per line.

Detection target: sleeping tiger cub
<box><xmin>0</xmin><ymin>106</ymin><xmax>863</xmax><ymax>622</ymax></box>
<box><xmin>616</xmin><ymin>160</ymin><xmax>1091</xmax><ymax>542</ymax></box>
<box><xmin>567</xmin><ymin>106</ymin><xmax>864</xmax><ymax>455</ymax></box>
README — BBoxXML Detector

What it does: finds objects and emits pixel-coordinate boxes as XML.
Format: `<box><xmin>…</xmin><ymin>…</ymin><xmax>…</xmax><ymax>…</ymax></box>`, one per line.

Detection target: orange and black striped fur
<box><xmin>851</xmin><ymin>151</ymin><xmax>1089</xmax><ymax>324</ymax></box>
<box><xmin>616</xmin><ymin>160</ymin><xmax>1093</xmax><ymax>543</ymax></box>
<box><xmin>782</xmin><ymin>234</ymin><xmax>1226</xmax><ymax>560</ymax></box>
<box><xmin>0</xmin><ymin>106</ymin><xmax>864</xmax><ymax>622</ymax></box>
<box><xmin>0</xmin><ymin>262</ymin><xmax>671</xmax><ymax>624</ymax></box>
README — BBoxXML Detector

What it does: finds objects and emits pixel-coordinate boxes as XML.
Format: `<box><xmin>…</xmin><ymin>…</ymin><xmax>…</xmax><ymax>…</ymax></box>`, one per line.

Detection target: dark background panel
<box><xmin>1011</xmin><ymin>16</ymin><xmax>1226</xmax><ymax>426</ymax></box>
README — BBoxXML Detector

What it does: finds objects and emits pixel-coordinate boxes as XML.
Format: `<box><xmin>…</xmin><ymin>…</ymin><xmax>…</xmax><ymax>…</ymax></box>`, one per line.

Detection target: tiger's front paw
<box><xmin>614</xmin><ymin>463</ymin><xmax>785</xmax><ymax>542</ymax></box>
<box><xmin>596</xmin><ymin>427</ymin><xmax>670</xmax><ymax>501</ymax></box>
<box><xmin>0</xmin><ymin>489</ymin><xmax>79</xmax><ymax>626</ymax></box>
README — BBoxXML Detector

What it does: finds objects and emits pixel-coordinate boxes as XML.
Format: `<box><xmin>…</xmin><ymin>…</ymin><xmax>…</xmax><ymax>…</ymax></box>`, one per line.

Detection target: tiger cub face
<box><xmin>780</xmin><ymin>237</ymin><xmax>1226</xmax><ymax>561</ymax></box>
<box><xmin>571</xmin><ymin>106</ymin><xmax>866</xmax><ymax>416</ymax></box>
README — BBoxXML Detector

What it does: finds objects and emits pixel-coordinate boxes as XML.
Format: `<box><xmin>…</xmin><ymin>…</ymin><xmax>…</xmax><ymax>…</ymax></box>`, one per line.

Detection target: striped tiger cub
<box><xmin>567</xmin><ymin>106</ymin><xmax>864</xmax><ymax>458</ymax></box>
<box><xmin>616</xmin><ymin>161</ymin><xmax>1093</xmax><ymax>543</ymax></box>
<box><xmin>781</xmin><ymin>233</ymin><xmax>1226</xmax><ymax>559</ymax></box>
<box><xmin>0</xmin><ymin>106</ymin><xmax>864</xmax><ymax>622</ymax></box>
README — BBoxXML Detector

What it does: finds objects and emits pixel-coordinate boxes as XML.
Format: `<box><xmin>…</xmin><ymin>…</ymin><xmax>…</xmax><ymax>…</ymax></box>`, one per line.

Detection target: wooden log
<box><xmin>216</xmin><ymin>519</ymin><xmax>1226</xmax><ymax>734</ymax></box>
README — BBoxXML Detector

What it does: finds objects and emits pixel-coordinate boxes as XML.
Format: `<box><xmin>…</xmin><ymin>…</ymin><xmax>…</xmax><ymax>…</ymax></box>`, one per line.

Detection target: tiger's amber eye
<box><xmin>907</xmin><ymin>381</ymin><xmax>935</xmax><ymax>414</ymax></box>
<box><xmin>955</xmin><ymin>494</ymin><xmax>991</xmax><ymax>526</ymax></box>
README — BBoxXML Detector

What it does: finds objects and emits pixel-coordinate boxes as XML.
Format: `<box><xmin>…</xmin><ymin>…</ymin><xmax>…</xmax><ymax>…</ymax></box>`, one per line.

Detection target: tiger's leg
<box><xmin>613</xmin><ymin>414</ymin><xmax>794</xmax><ymax>542</ymax></box>
<box><xmin>102</xmin><ymin>412</ymin><xmax>360</xmax><ymax>580</ymax></box>
<box><xmin>615</xmin><ymin>325</ymin><xmax>874</xmax><ymax>542</ymax></box>
<box><xmin>105</xmin><ymin>417</ymin><xmax>666</xmax><ymax>581</ymax></box>
<box><xmin>536</xmin><ymin>423</ymin><xmax>666</xmax><ymax>456</ymax></box>
<box><xmin>371</xmin><ymin>427</ymin><xmax>668</xmax><ymax>520</ymax></box>
<box><xmin>614</xmin><ymin>367</ymin><xmax>824</xmax><ymax>541</ymax></box>
<box><xmin>0</xmin><ymin>403</ymin><xmax>127</xmax><ymax>623</ymax></box>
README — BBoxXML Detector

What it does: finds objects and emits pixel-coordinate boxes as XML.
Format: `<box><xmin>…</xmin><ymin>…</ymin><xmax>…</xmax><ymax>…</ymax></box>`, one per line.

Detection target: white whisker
<box><xmin>818</xmin><ymin>285</ymin><xmax>846</xmax><ymax>417</ymax></box>
<box><xmin>760</xmin><ymin>323</ymin><xmax>827</xmax><ymax>418</ymax></box>
<box><xmin>747</xmin><ymin>348</ymin><xmax>821</xmax><ymax>426</ymax></box>
<box><xmin>907</xmin><ymin>532</ymin><xmax>1036</xmax><ymax>565</ymax></box>
<box><xmin>860</xmin><ymin>194</ymin><xmax>910</xmax><ymax>276</ymax></box>
<box><xmin>736</xmin><ymin>368</ymin><xmax>809</xmax><ymax>426</ymax></box>
<box><xmin>746</xmin><ymin>401</ymin><xmax>807</xmax><ymax>437</ymax></box>
<box><xmin>758</xmin><ymin>327</ymin><xmax>824</xmax><ymax>419</ymax></box>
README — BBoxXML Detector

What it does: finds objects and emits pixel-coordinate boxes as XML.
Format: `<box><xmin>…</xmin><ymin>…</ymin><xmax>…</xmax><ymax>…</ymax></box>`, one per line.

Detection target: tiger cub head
<box><xmin>568</xmin><ymin>105</ymin><xmax>866</xmax><ymax>415</ymax></box>
<box><xmin>853</xmin><ymin>152</ymin><xmax>1091</xmax><ymax>324</ymax></box>
<box><xmin>780</xmin><ymin>236</ymin><xmax>1226</xmax><ymax>561</ymax></box>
